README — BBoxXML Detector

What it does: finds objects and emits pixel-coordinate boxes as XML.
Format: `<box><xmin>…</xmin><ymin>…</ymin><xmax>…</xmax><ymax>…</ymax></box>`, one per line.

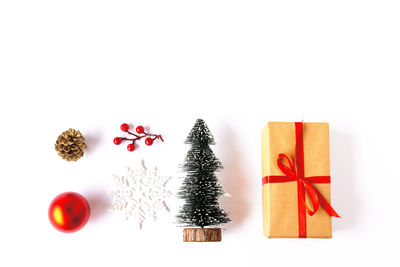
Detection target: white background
<box><xmin>0</xmin><ymin>1</ymin><xmax>399</xmax><ymax>266</ymax></box>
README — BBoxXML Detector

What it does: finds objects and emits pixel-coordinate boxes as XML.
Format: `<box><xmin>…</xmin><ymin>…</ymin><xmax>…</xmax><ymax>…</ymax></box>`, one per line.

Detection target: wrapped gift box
<box><xmin>261</xmin><ymin>122</ymin><xmax>339</xmax><ymax>238</ymax></box>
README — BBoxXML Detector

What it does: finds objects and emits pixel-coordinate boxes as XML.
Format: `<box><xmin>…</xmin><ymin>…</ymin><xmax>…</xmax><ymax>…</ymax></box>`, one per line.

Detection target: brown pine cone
<box><xmin>55</xmin><ymin>128</ymin><xmax>87</xmax><ymax>161</ymax></box>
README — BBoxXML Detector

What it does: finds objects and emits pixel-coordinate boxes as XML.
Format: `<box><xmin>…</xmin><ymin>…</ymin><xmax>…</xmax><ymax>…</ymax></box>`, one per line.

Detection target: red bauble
<box><xmin>48</xmin><ymin>192</ymin><xmax>90</xmax><ymax>233</ymax></box>
<box><xmin>120</xmin><ymin>123</ymin><xmax>129</xmax><ymax>132</ymax></box>
<box><xmin>127</xmin><ymin>143</ymin><xmax>135</xmax><ymax>151</ymax></box>
<box><xmin>145</xmin><ymin>137</ymin><xmax>153</xmax><ymax>146</ymax></box>
<box><xmin>136</xmin><ymin>125</ymin><xmax>144</xmax><ymax>134</ymax></box>
<box><xmin>113</xmin><ymin>137</ymin><xmax>122</xmax><ymax>145</ymax></box>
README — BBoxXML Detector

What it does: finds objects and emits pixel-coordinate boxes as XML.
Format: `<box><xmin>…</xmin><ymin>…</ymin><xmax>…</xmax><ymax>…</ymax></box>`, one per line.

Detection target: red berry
<box><xmin>113</xmin><ymin>137</ymin><xmax>122</xmax><ymax>145</ymax></box>
<box><xmin>145</xmin><ymin>137</ymin><xmax>153</xmax><ymax>146</ymax></box>
<box><xmin>136</xmin><ymin>126</ymin><xmax>144</xmax><ymax>134</ymax></box>
<box><xmin>127</xmin><ymin>143</ymin><xmax>135</xmax><ymax>151</ymax></box>
<box><xmin>120</xmin><ymin>123</ymin><xmax>129</xmax><ymax>132</ymax></box>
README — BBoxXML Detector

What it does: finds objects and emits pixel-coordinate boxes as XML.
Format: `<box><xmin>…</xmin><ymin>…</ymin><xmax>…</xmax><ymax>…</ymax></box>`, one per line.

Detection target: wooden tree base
<box><xmin>183</xmin><ymin>228</ymin><xmax>222</xmax><ymax>242</ymax></box>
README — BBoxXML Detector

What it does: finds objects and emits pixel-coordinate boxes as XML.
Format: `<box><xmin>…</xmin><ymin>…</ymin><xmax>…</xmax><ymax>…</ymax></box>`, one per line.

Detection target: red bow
<box><xmin>262</xmin><ymin>122</ymin><xmax>340</xmax><ymax>238</ymax></box>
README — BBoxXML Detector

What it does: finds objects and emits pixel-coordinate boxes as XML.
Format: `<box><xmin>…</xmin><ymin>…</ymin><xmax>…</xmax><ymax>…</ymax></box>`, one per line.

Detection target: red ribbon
<box><xmin>262</xmin><ymin>122</ymin><xmax>340</xmax><ymax>238</ymax></box>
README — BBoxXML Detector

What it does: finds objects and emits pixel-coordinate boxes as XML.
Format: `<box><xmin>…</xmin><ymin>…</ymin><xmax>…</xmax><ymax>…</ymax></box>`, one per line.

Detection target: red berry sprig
<box><xmin>113</xmin><ymin>123</ymin><xmax>164</xmax><ymax>152</ymax></box>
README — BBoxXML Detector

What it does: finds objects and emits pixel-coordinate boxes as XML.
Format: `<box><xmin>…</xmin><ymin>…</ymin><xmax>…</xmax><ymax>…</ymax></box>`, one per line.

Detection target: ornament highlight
<box><xmin>48</xmin><ymin>192</ymin><xmax>90</xmax><ymax>233</ymax></box>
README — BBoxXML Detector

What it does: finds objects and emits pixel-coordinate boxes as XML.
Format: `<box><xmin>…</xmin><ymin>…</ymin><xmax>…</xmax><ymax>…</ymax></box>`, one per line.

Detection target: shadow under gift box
<box><xmin>261</xmin><ymin>122</ymin><xmax>335</xmax><ymax>238</ymax></box>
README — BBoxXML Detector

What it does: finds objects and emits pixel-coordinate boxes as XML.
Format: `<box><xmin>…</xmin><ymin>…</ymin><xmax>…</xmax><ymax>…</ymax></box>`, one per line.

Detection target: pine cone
<box><xmin>55</xmin><ymin>128</ymin><xmax>87</xmax><ymax>161</ymax></box>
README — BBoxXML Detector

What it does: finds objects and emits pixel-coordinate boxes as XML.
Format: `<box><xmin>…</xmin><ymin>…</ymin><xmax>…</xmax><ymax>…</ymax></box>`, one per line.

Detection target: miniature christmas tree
<box><xmin>177</xmin><ymin>119</ymin><xmax>230</xmax><ymax>242</ymax></box>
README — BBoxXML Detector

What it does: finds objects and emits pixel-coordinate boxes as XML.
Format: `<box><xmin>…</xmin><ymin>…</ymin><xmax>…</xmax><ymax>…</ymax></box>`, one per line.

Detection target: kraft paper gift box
<box><xmin>261</xmin><ymin>122</ymin><xmax>340</xmax><ymax>238</ymax></box>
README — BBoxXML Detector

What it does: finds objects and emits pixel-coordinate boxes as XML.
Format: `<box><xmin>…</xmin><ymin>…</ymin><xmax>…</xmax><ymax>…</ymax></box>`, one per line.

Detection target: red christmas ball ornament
<box><xmin>113</xmin><ymin>137</ymin><xmax>122</xmax><ymax>145</ymax></box>
<box><xmin>136</xmin><ymin>125</ymin><xmax>144</xmax><ymax>134</ymax></box>
<box><xmin>145</xmin><ymin>137</ymin><xmax>153</xmax><ymax>146</ymax></box>
<box><xmin>127</xmin><ymin>143</ymin><xmax>135</xmax><ymax>151</ymax></box>
<box><xmin>48</xmin><ymin>192</ymin><xmax>90</xmax><ymax>233</ymax></box>
<box><xmin>120</xmin><ymin>123</ymin><xmax>129</xmax><ymax>132</ymax></box>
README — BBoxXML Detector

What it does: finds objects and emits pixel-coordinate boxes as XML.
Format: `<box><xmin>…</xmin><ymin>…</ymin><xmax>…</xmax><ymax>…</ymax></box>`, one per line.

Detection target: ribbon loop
<box><xmin>276</xmin><ymin>153</ymin><xmax>321</xmax><ymax>217</ymax></box>
<box><xmin>276</xmin><ymin>154</ymin><xmax>297</xmax><ymax>180</ymax></box>
<box><xmin>303</xmin><ymin>181</ymin><xmax>320</xmax><ymax>216</ymax></box>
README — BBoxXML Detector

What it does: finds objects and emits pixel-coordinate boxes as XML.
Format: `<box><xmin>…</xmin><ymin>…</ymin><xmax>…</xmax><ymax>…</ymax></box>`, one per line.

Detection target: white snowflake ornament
<box><xmin>110</xmin><ymin>160</ymin><xmax>171</xmax><ymax>229</ymax></box>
